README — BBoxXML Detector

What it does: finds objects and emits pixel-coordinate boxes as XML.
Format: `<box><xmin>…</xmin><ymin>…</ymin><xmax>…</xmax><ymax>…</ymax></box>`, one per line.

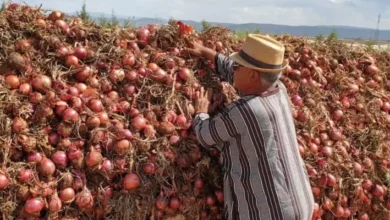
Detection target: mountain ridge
<box><xmin>74</xmin><ymin>12</ymin><xmax>390</xmax><ymax>41</ymax></box>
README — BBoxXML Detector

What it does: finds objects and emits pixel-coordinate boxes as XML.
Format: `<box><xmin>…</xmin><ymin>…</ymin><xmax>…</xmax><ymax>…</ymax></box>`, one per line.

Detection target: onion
<box><xmin>137</xmin><ymin>28</ymin><xmax>150</xmax><ymax>41</ymax></box>
<box><xmin>65</xmin><ymin>55</ymin><xmax>79</xmax><ymax>67</ymax></box>
<box><xmin>362</xmin><ymin>158</ymin><xmax>373</xmax><ymax>169</ymax></box>
<box><xmin>309</xmin><ymin>143</ymin><xmax>319</xmax><ymax>154</ymax></box>
<box><xmin>73</xmin><ymin>46</ymin><xmax>87</xmax><ymax>60</ymax></box>
<box><xmin>327</xmin><ymin>174</ymin><xmax>337</xmax><ymax>187</ymax></box>
<box><xmin>12</xmin><ymin>117</ymin><xmax>28</xmax><ymax>133</ymax></box>
<box><xmin>60</xmin><ymin>187</ymin><xmax>76</xmax><ymax>203</ymax></box>
<box><xmin>123</xmin><ymin>84</ymin><xmax>137</xmax><ymax>97</ymax></box>
<box><xmin>371</xmin><ymin>184</ymin><xmax>385</xmax><ymax>197</ymax></box>
<box><xmin>122</xmin><ymin>53</ymin><xmax>136</xmax><ymax>66</ymax></box>
<box><xmin>291</xmin><ymin>95</ymin><xmax>303</xmax><ymax>106</ymax></box>
<box><xmin>55</xmin><ymin>20</ymin><xmax>68</xmax><ymax>31</ymax></box>
<box><xmin>194</xmin><ymin>178</ymin><xmax>204</xmax><ymax>190</ymax></box>
<box><xmin>18</xmin><ymin>169</ymin><xmax>33</xmax><ymax>183</ymax></box>
<box><xmin>109</xmin><ymin>68</ymin><xmax>125</xmax><ymax>83</ymax></box>
<box><xmin>365</xmin><ymin>64</ymin><xmax>379</xmax><ymax>75</ymax></box>
<box><xmin>143</xmin><ymin>162</ymin><xmax>156</xmax><ymax>175</ymax></box>
<box><xmin>5</xmin><ymin>74</ymin><xmax>20</xmax><ymax>89</ymax></box>
<box><xmin>24</xmin><ymin>197</ymin><xmax>44</xmax><ymax>215</ymax></box>
<box><xmin>123</xmin><ymin>173</ymin><xmax>141</xmax><ymax>190</ymax></box>
<box><xmin>32</xmin><ymin>75</ymin><xmax>52</xmax><ymax>92</ymax></box>
<box><xmin>332</xmin><ymin>109</ymin><xmax>343</xmax><ymax>121</ymax></box>
<box><xmin>175</xmin><ymin>114</ymin><xmax>187</xmax><ymax>127</ymax></box>
<box><xmin>75</xmin><ymin>66</ymin><xmax>92</xmax><ymax>82</ymax></box>
<box><xmin>131</xmin><ymin>115</ymin><xmax>147</xmax><ymax>131</ymax></box>
<box><xmin>329</xmin><ymin>128</ymin><xmax>342</xmax><ymax>141</ymax></box>
<box><xmin>56</xmin><ymin>46</ymin><xmax>69</xmax><ymax>58</ymax></box>
<box><xmin>86</xmin><ymin>116</ymin><xmax>100</xmax><ymax>129</ymax></box>
<box><xmin>169</xmin><ymin>135</ymin><xmax>180</xmax><ymax>145</ymax></box>
<box><xmin>169</xmin><ymin>197</ymin><xmax>181</xmax><ymax>210</ymax></box>
<box><xmin>114</xmin><ymin>139</ymin><xmax>131</xmax><ymax>156</ymax></box>
<box><xmin>38</xmin><ymin>158</ymin><xmax>56</xmax><ymax>177</ymax></box>
<box><xmin>75</xmin><ymin>188</ymin><xmax>93</xmax><ymax>209</ymax></box>
<box><xmin>49</xmin><ymin>191</ymin><xmax>62</xmax><ymax>212</ymax></box>
<box><xmin>125</xmin><ymin>70</ymin><xmax>139</xmax><ymax>82</ymax></box>
<box><xmin>27</xmin><ymin>152</ymin><xmax>43</xmax><ymax>164</ymax></box>
<box><xmin>178</xmin><ymin>68</ymin><xmax>193</xmax><ymax>81</ymax></box>
<box><xmin>48</xmin><ymin>11</ymin><xmax>64</xmax><ymax>22</ymax></box>
<box><xmin>0</xmin><ymin>174</ymin><xmax>9</xmax><ymax>190</ymax></box>
<box><xmin>382</xmin><ymin>102</ymin><xmax>390</xmax><ymax>112</ymax></box>
<box><xmin>320</xmin><ymin>146</ymin><xmax>333</xmax><ymax>157</ymax></box>
<box><xmin>88</xmin><ymin>99</ymin><xmax>103</xmax><ymax>112</ymax></box>
<box><xmin>51</xmin><ymin>151</ymin><xmax>68</xmax><ymax>168</ymax></box>
<box><xmin>62</xmin><ymin>108</ymin><xmax>79</xmax><ymax>123</ymax></box>
<box><xmin>85</xmin><ymin>147</ymin><xmax>103</xmax><ymax>169</ymax></box>
<box><xmin>155</xmin><ymin>196</ymin><xmax>168</xmax><ymax>210</ymax></box>
<box><xmin>354</xmin><ymin>162</ymin><xmax>363</xmax><ymax>174</ymax></box>
<box><xmin>18</xmin><ymin>83</ymin><xmax>32</xmax><ymax>95</ymax></box>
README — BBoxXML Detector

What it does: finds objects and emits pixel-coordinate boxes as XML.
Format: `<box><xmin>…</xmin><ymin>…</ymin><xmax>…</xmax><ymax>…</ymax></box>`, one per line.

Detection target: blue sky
<box><xmin>20</xmin><ymin>0</ymin><xmax>390</xmax><ymax>29</ymax></box>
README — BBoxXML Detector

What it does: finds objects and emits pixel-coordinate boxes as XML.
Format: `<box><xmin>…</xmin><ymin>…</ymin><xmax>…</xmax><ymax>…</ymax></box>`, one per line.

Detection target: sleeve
<box><xmin>215</xmin><ymin>53</ymin><xmax>234</xmax><ymax>84</ymax></box>
<box><xmin>192</xmin><ymin>112</ymin><xmax>235</xmax><ymax>148</ymax></box>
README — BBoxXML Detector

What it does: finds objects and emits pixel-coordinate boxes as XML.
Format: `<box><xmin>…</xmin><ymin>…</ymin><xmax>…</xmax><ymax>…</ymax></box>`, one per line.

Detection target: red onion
<box><xmin>39</xmin><ymin>158</ymin><xmax>56</xmax><ymax>177</ymax></box>
<box><xmin>123</xmin><ymin>173</ymin><xmax>141</xmax><ymax>190</ymax></box>
<box><xmin>18</xmin><ymin>169</ymin><xmax>33</xmax><ymax>183</ymax></box>
<box><xmin>73</xmin><ymin>46</ymin><xmax>87</xmax><ymax>59</ymax></box>
<box><xmin>0</xmin><ymin>174</ymin><xmax>9</xmax><ymax>190</ymax></box>
<box><xmin>114</xmin><ymin>139</ymin><xmax>131</xmax><ymax>156</ymax></box>
<box><xmin>131</xmin><ymin>115</ymin><xmax>147</xmax><ymax>131</ymax></box>
<box><xmin>60</xmin><ymin>187</ymin><xmax>75</xmax><ymax>203</ymax></box>
<box><xmin>156</xmin><ymin>196</ymin><xmax>168</xmax><ymax>210</ymax></box>
<box><xmin>49</xmin><ymin>191</ymin><xmax>62</xmax><ymax>212</ymax></box>
<box><xmin>75</xmin><ymin>66</ymin><xmax>92</xmax><ymax>82</ymax></box>
<box><xmin>88</xmin><ymin>99</ymin><xmax>103</xmax><ymax>112</ymax></box>
<box><xmin>109</xmin><ymin>68</ymin><xmax>125</xmax><ymax>83</ymax></box>
<box><xmin>62</xmin><ymin>108</ymin><xmax>79</xmax><ymax>123</ymax></box>
<box><xmin>85</xmin><ymin>147</ymin><xmax>103</xmax><ymax>169</ymax></box>
<box><xmin>51</xmin><ymin>151</ymin><xmax>68</xmax><ymax>168</ymax></box>
<box><xmin>27</xmin><ymin>152</ymin><xmax>43</xmax><ymax>164</ymax></box>
<box><xmin>178</xmin><ymin>68</ymin><xmax>193</xmax><ymax>81</ymax></box>
<box><xmin>12</xmin><ymin>117</ymin><xmax>27</xmax><ymax>133</ymax></box>
<box><xmin>143</xmin><ymin>162</ymin><xmax>156</xmax><ymax>175</ymax></box>
<box><xmin>32</xmin><ymin>75</ymin><xmax>52</xmax><ymax>92</ymax></box>
<box><xmin>5</xmin><ymin>74</ymin><xmax>20</xmax><ymax>89</ymax></box>
<box><xmin>24</xmin><ymin>197</ymin><xmax>44</xmax><ymax>215</ymax></box>
<box><xmin>169</xmin><ymin>197</ymin><xmax>181</xmax><ymax>210</ymax></box>
<box><xmin>194</xmin><ymin>178</ymin><xmax>204</xmax><ymax>190</ymax></box>
<box><xmin>75</xmin><ymin>187</ymin><xmax>93</xmax><ymax>209</ymax></box>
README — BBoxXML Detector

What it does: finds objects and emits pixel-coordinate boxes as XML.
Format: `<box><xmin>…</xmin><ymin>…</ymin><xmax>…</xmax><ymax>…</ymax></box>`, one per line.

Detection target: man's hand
<box><xmin>195</xmin><ymin>87</ymin><xmax>213</xmax><ymax>114</ymax></box>
<box><xmin>182</xmin><ymin>39</ymin><xmax>205</xmax><ymax>57</ymax></box>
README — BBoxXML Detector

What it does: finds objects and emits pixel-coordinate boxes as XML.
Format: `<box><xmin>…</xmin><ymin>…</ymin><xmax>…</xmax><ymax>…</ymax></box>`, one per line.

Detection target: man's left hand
<box><xmin>195</xmin><ymin>87</ymin><xmax>213</xmax><ymax>114</ymax></box>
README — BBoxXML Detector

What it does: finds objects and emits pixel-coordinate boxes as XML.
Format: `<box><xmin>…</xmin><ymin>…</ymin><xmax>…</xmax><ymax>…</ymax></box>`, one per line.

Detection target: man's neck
<box><xmin>240</xmin><ymin>83</ymin><xmax>277</xmax><ymax>96</ymax></box>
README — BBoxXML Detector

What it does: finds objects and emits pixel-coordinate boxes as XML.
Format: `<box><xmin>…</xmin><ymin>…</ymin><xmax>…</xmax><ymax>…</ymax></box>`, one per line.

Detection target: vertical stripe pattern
<box><xmin>192</xmin><ymin>54</ymin><xmax>314</xmax><ymax>220</ymax></box>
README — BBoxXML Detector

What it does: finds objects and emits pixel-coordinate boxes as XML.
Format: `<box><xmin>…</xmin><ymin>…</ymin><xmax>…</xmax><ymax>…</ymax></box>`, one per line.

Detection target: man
<box><xmin>186</xmin><ymin>34</ymin><xmax>314</xmax><ymax>220</ymax></box>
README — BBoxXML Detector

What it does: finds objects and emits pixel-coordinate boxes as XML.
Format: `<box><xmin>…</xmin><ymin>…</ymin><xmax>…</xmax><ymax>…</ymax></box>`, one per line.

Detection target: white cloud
<box><xmin>20</xmin><ymin>0</ymin><xmax>390</xmax><ymax>29</ymax></box>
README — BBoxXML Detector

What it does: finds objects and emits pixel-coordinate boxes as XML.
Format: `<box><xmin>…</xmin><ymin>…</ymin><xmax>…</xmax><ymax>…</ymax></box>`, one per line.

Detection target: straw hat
<box><xmin>230</xmin><ymin>34</ymin><xmax>288</xmax><ymax>73</ymax></box>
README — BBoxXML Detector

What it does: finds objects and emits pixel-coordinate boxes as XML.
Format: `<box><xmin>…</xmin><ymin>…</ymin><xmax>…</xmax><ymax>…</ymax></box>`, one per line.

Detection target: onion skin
<box><xmin>0</xmin><ymin>174</ymin><xmax>9</xmax><ymax>190</ymax></box>
<box><xmin>123</xmin><ymin>173</ymin><xmax>141</xmax><ymax>190</ymax></box>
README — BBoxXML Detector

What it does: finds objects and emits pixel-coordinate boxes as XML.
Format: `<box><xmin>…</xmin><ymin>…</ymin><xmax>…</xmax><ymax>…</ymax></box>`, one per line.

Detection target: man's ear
<box><xmin>249</xmin><ymin>70</ymin><xmax>260</xmax><ymax>82</ymax></box>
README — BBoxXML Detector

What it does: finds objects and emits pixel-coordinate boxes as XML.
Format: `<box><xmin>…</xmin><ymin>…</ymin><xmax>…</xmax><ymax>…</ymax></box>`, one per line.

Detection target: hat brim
<box><xmin>229</xmin><ymin>52</ymin><xmax>288</xmax><ymax>73</ymax></box>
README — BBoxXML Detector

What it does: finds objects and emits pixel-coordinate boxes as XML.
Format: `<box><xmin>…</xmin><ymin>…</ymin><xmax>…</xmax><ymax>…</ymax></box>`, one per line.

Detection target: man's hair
<box><xmin>257</xmin><ymin>71</ymin><xmax>281</xmax><ymax>84</ymax></box>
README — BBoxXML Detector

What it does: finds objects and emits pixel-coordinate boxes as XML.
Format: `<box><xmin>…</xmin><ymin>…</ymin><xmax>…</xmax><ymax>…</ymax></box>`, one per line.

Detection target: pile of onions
<box><xmin>1</xmin><ymin>5</ymin><xmax>390</xmax><ymax>220</ymax></box>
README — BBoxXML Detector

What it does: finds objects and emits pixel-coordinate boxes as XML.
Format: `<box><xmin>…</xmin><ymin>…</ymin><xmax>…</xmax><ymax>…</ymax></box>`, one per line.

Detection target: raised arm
<box><xmin>184</xmin><ymin>41</ymin><xmax>234</xmax><ymax>84</ymax></box>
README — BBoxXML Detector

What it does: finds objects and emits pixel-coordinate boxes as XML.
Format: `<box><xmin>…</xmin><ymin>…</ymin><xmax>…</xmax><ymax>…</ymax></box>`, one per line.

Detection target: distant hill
<box><xmin>81</xmin><ymin>13</ymin><xmax>390</xmax><ymax>41</ymax></box>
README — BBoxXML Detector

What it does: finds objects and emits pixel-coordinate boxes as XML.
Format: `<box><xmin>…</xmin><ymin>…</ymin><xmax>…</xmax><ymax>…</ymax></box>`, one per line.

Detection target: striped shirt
<box><xmin>192</xmin><ymin>54</ymin><xmax>314</xmax><ymax>220</ymax></box>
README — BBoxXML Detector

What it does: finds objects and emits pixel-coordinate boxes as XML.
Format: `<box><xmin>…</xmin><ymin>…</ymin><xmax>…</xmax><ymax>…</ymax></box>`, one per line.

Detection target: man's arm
<box><xmin>192</xmin><ymin>112</ymin><xmax>236</xmax><ymax>148</ymax></box>
<box><xmin>184</xmin><ymin>41</ymin><xmax>234</xmax><ymax>84</ymax></box>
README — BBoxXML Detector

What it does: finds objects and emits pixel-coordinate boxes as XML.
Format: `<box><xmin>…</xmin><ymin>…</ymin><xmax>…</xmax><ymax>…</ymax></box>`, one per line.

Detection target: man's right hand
<box><xmin>182</xmin><ymin>40</ymin><xmax>205</xmax><ymax>57</ymax></box>
<box><xmin>182</xmin><ymin>39</ymin><xmax>217</xmax><ymax>65</ymax></box>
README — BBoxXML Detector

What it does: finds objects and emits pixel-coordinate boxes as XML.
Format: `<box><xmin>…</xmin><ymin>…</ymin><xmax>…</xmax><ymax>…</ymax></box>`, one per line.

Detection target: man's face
<box><xmin>232</xmin><ymin>63</ymin><xmax>259</xmax><ymax>92</ymax></box>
